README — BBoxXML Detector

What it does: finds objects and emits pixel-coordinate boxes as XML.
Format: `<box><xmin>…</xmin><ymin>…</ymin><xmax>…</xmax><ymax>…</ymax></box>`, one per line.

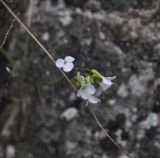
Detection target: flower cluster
<box><xmin>56</xmin><ymin>56</ymin><xmax>116</xmax><ymax>105</ymax></box>
<box><xmin>76</xmin><ymin>70</ymin><xmax>116</xmax><ymax>105</ymax></box>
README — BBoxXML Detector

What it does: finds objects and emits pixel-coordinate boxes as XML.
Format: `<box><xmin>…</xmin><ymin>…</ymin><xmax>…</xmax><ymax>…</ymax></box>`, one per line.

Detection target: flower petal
<box><xmin>77</xmin><ymin>87</ymin><xmax>90</xmax><ymax>99</ymax></box>
<box><xmin>88</xmin><ymin>96</ymin><xmax>100</xmax><ymax>104</ymax></box>
<box><xmin>65</xmin><ymin>56</ymin><xmax>75</xmax><ymax>62</ymax></box>
<box><xmin>95</xmin><ymin>86</ymin><xmax>103</xmax><ymax>96</ymax></box>
<box><xmin>55</xmin><ymin>59</ymin><xmax>64</xmax><ymax>68</ymax></box>
<box><xmin>101</xmin><ymin>82</ymin><xmax>111</xmax><ymax>91</ymax></box>
<box><xmin>102</xmin><ymin>78</ymin><xmax>113</xmax><ymax>86</ymax></box>
<box><xmin>63</xmin><ymin>63</ymin><xmax>74</xmax><ymax>72</ymax></box>
<box><xmin>77</xmin><ymin>88</ymin><xmax>83</xmax><ymax>97</ymax></box>
<box><xmin>107</xmin><ymin>76</ymin><xmax>116</xmax><ymax>81</ymax></box>
<box><xmin>81</xmin><ymin>91</ymin><xmax>91</xmax><ymax>99</ymax></box>
<box><xmin>85</xmin><ymin>85</ymin><xmax>96</xmax><ymax>95</ymax></box>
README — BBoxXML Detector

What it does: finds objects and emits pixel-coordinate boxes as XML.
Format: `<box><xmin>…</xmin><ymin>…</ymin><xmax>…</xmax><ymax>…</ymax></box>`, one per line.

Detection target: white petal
<box><xmin>101</xmin><ymin>82</ymin><xmax>111</xmax><ymax>91</ymax></box>
<box><xmin>88</xmin><ymin>96</ymin><xmax>100</xmax><ymax>104</ymax></box>
<box><xmin>65</xmin><ymin>56</ymin><xmax>75</xmax><ymax>62</ymax></box>
<box><xmin>63</xmin><ymin>63</ymin><xmax>74</xmax><ymax>72</ymax></box>
<box><xmin>85</xmin><ymin>85</ymin><xmax>96</xmax><ymax>95</ymax></box>
<box><xmin>77</xmin><ymin>87</ymin><xmax>90</xmax><ymax>99</ymax></box>
<box><xmin>95</xmin><ymin>87</ymin><xmax>103</xmax><ymax>96</ymax></box>
<box><xmin>55</xmin><ymin>59</ymin><xmax>64</xmax><ymax>68</ymax></box>
<box><xmin>77</xmin><ymin>88</ymin><xmax>83</xmax><ymax>97</ymax></box>
<box><xmin>81</xmin><ymin>91</ymin><xmax>91</xmax><ymax>99</ymax></box>
<box><xmin>103</xmin><ymin>78</ymin><xmax>113</xmax><ymax>86</ymax></box>
<box><xmin>107</xmin><ymin>76</ymin><xmax>116</xmax><ymax>81</ymax></box>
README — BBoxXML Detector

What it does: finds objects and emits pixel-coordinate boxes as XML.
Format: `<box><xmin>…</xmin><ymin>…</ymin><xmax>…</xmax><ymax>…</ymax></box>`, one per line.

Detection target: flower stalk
<box><xmin>0</xmin><ymin>1</ymin><xmax>133</xmax><ymax>158</ymax></box>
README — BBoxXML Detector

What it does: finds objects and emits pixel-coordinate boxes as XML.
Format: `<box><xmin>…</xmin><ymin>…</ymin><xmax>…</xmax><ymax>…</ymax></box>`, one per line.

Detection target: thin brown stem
<box><xmin>0</xmin><ymin>1</ymin><xmax>133</xmax><ymax>157</ymax></box>
<box><xmin>0</xmin><ymin>13</ymin><xmax>18</xmax><ymax>48</ymax></box>
<box><xmin>0</xmin><ymin>0</ymin><xmax>76</xmax><ymax>92</ymax></box>
<box><xmin>88</xmin><ymin>107</ymin><xmax>133</xmax><ymax>158</ymax></box>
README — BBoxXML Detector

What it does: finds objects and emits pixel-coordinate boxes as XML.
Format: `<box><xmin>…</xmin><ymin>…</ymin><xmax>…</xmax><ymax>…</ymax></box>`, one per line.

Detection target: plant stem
<box><xmin>0</xmin><ymin>0</ymin><xmax>76</xmax><ymax>92</ymax></box>
<box><xmin>0</xmin><ymin>1</ymin><xmax>133</xmax><ymax>157</ymax></box>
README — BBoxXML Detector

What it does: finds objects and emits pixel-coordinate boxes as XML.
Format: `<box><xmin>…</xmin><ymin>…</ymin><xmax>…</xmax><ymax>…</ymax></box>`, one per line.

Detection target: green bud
<box><xmin>76</xmin><ymin>75</ymin><xmax>85</xmax><ymax>85</ymax></box>
<box><xmin>91</xmin><ymin>69</ymin><xmax>103</xmax><ymax>78</ymax></box>
<box><xmin>86</xmin><ymin>76</ymin><xmax>92</xmax><ymax>84</ymax></box>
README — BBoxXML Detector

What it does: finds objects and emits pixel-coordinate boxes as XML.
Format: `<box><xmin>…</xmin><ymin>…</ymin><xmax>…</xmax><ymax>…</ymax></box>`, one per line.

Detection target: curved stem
<box><xmin>0</xmin><ymin>0</ymin><xmax>76</xmax><ymax>92</ymax></box>
<box><xmin>88</xmin><ymin>107</ymin><xmax>133</xmax><ymax>158</ymax></box>
<box><xmin>0</xmin><ymin>1</ymin><xmax>133</xmax><ymax>158</ymax></box>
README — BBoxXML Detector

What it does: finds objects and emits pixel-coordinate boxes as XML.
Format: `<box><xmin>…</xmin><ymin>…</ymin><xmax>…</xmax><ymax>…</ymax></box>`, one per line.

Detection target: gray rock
<box><xmin>84</xmin><ymin>0</ymin><xmax>102</xmax><ymax>12</ymax></box>
<box><xmin>61</xmin><ymin>108</ymin><xmax>78</xmax><ymax>121</ymax></box>
<box><xmin>117</xmin><ymin>84</ymin><xmax>129</xmax><ymax>98</ymax></box>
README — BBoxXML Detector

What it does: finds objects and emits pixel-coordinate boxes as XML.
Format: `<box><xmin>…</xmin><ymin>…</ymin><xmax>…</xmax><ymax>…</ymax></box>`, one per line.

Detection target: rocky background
<box><xmin>0</xmin><ymin>0</ymin><xmax>160</xmax><ymax>158</ymax></box>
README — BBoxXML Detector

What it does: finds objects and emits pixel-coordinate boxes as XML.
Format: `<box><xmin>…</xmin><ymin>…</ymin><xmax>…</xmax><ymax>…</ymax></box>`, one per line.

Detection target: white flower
<box><xmin>77</xmin><ymin>84</ymin><xmax>100</xmax><ymax>104</ymax></box>
<box><xmin>56</xmin><ymin>56</ymin><xmax>75</xmax><ymax>72</ymax></box>
<box><xmin>88</xmin><ymin>95</ymin><xmax>101</xmax><ymax>104</ymax></box>
<box><xmin>77</xmin><ymin>84</ymin><xmax>95</xmax><ymax>99</ymax></box>
<box><xmin>100</xmin><ymin>76</ymin><xmax>116</xmax><ymax>91</ymax></box>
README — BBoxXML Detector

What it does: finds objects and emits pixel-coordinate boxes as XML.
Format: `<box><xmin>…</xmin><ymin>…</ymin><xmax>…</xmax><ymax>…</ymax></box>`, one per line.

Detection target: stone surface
<box><xmin>0</xmin><ymin>0</ymin><xmax>160</xmax><ymax>158</ymax></box>
<box><xmin>61</xmin><ymin>107</ymin><xmax>78</xmax><ymax>121</ymax></box>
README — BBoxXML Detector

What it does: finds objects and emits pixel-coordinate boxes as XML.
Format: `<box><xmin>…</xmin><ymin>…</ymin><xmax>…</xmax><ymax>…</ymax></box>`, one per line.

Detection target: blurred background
<box><xmin>0</xmin><ymin>0</ymin><xmax>160</xmax><ymax>158</ymax></box>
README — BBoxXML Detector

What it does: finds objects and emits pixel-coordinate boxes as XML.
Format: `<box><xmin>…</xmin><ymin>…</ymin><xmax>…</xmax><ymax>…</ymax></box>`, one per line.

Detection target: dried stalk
<box><xmin>0</xmin><ymin>14</ymin><xmax>18</xmax><ymax>48</ymax></box>
<box><xmin>0</xmin><ymin>0</ymin><xmax>133</xmax><ymax>157</ymax></box>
